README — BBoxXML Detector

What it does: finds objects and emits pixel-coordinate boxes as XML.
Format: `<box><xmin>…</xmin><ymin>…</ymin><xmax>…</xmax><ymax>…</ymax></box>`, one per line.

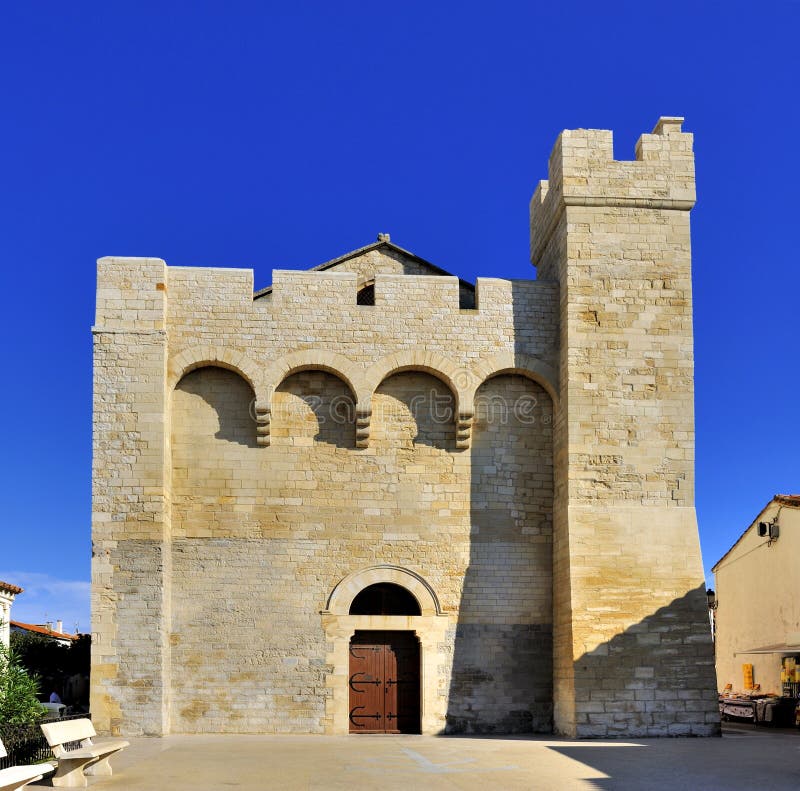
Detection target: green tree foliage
<box><xmin>11</xmin><ymin>632</ymin><xmax>69</xmax><ymax>692</ymax></box>
<box><xmin>10</xmin><ymin>631</ymin><xmax>91</xmax><ymax>708</ymax></box>
<box><xmin>0</xmin><ymin>642</ymin><xmax>45</xmax><ymax>724</ymax></box>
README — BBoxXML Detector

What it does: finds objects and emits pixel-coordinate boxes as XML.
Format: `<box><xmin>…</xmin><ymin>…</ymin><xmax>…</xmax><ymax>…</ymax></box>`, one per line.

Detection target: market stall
<box><xmin>719</xmin><ymin>651</ymin><xmax>800</xmax><ymax>728</ymax></box>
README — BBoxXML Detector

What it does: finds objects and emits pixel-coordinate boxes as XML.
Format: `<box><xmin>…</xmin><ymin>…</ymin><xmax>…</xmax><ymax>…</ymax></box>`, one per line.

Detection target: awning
<box><xmin>735</xmin><ymin>643</ymin><xmax>800</xmax><ymax>655</ymax></box>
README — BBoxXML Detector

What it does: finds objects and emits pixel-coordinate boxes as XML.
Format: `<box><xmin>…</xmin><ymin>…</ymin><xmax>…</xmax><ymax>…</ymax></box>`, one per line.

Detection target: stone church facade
<box><xmin>91</xmin><ymin>117</ymin><xmax>719</xmax><ymax>738</ymax></box>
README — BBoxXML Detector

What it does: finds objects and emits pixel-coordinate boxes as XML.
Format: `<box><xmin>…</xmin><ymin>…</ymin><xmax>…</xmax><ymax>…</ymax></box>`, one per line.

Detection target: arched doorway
<box><xmin>348</xmin><ymin>583</ymin><xmax>421</xmax><ymax>734</ymax></box>
<box><xmin>322</xmin><ymin>565</ymin><xmax>449</xmax><ymax>734</ymax></box>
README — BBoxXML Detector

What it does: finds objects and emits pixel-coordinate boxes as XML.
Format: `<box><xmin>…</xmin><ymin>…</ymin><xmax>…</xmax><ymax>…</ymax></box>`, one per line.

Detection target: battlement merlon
<box><xmin>529</xmin><ymin>116</ymin><xmax>695</xmax><ymax>266</ymax></box>
<box><xmin>94</xmin><ymin>256</ymin><xmax>168</xmax><ymax>332</ymax></box>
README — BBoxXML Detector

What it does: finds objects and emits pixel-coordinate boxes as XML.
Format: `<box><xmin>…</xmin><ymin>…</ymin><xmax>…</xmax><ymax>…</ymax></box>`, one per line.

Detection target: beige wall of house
<box><xmin>713</xmin><ymin>496</ymin><xmax>800</xmax><ymax>694</ymax></box>
<box><xmin>91</xmin><ymin>117</ymin><xmax>718</xmax><ymax>739</ymax></box>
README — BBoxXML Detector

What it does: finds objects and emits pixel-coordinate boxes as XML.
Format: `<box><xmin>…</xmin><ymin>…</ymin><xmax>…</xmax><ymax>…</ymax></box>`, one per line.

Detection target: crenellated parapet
<box><xmin>530</xmin><ymin>116</ymin><xmax>695</xmax><ymax>273</ymax></box>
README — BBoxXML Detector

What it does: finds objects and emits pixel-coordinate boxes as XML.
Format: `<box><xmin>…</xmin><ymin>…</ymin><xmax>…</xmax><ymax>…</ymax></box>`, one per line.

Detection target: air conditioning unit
<box><xmin>758</xmin><ymin>521</ymin><xmax>779</xmax><ymax>539</ymax></box>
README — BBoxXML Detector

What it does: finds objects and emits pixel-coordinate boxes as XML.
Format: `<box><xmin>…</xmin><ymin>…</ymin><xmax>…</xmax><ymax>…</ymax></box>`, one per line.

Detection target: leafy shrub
<box><xmin>0</xmin><ymin>642</ymin><xmax>45</xmax><ymax>724</ymax></box>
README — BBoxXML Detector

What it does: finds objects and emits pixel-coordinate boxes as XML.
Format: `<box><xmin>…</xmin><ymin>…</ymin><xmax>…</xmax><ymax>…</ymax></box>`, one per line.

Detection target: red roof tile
<box><xmin>0</xmin><ymin>580</ymin><xmax>23</xmax><ymax>595</ymax></box>
<box><xmin>10</xmin><ymin>620</ymin><xmax>78</xmax><ymax>641</ymax></box>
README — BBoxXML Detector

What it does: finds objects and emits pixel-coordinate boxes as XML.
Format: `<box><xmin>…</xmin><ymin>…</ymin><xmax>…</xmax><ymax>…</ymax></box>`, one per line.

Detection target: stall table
<box><xmin>719</xmin><ymin>696</ymin><xmax>797</xmax><ymax>726</ymax></box>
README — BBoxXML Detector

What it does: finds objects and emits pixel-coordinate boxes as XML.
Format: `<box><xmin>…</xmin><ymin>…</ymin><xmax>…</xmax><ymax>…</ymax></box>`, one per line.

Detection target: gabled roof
<box><xmin>711</xmin><ymin>493</ymin><xmax>800</xmax><ymax>571</ymax></box>
<box><xmin>253</xmin><ymin>236</ymin><xmax>475</xmax><ymax>299</ymax></box>
<box><xmin>0</xmin><ymin>580</ymin><xmax>23</xmax><ymax>595</ymax></box>
<box><xmin>10</xmin><ymin>620</ymin><xmax>78</xmax><ymax>641</ymax></box>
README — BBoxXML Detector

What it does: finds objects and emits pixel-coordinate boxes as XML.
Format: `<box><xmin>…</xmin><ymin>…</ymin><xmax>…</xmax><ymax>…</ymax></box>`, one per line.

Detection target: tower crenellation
<box><xmin>531</xmin><ymin>116</ymin><xmax>696</xmax><ymax>281</ymax></box>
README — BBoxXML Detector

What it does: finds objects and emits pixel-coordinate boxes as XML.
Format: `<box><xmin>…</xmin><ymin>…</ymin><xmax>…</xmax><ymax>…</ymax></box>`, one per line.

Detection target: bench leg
<box><xmin>84</xmin><ymin>751</ymin><xmax>118</xmax><ymax>777</ymax></box>
<box><xmin>51</xmin><ymin>758</ymin><xmax>89</xmax><ymax>788</ymax></box>
<box><xmin>0</xmin><ymin>772</ymin><xmax>44</xmax><ymax>791</ymax></box>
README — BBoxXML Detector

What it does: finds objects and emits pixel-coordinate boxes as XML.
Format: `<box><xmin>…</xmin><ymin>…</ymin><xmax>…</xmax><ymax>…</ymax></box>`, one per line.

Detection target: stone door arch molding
<box><xmin>324</xmin><ymin>565</ymin><xmax>443</xmax><ymax>617</ymax></box>
<box><xmin>321</xmin><ymin>565</ymin><xmax>449</xmax><ymax>734</ymax></box>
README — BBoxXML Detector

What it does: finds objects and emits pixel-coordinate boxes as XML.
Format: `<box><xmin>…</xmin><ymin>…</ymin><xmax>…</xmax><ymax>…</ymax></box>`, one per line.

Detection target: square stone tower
<box><xmin>530</xmin><ymin>117</ymin><xmax>719</xmax><ymax>736</ymax></box>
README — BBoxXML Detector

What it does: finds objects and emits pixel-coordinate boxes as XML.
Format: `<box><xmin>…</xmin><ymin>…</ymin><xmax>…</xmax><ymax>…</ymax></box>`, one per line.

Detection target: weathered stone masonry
<box><xmin>91</xmin><ymin>116</ymin><xmax>719</xmax><ymax>738</ymax></box>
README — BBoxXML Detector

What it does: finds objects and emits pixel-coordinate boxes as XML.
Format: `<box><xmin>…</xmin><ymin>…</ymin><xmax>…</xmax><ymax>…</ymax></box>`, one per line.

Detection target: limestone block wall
<box><xmin>255</xmin><ymin>245</ymin><xmax>476</xmax><ymax>307</ymax></box>
<box><xmin>530</xmin><ymin>117</ymin><xmax>719</xmax><ymax>737</ymax></box>
<box><xmin>93</xmin><ymin>243</ymin><xmax>559</xmax><ymax>736</ymax></box>
<box><xmin>451</xmin><ymin>375</ymin><xmax>554</xmax><ymax>732</ymax></box>
<box><xmin>165</xmin><ymin>367</ymin><xmax>553</xmax><ymax>734</ymax></box>
<box><xmin>92</xmin><ymin>257</ymin><xmax>172</xmax><ymax>736</ymax></box>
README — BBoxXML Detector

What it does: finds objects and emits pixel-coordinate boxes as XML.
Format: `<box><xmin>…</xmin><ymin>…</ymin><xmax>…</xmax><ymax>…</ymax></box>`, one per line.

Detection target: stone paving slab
<box><xmin>28</xmin><ymin>726</ymin><xmax>800</xmax><ymax>790</ymax></box>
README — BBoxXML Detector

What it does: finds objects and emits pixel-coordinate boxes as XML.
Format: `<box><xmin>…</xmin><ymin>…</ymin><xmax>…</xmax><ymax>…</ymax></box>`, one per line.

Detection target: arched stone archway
<box><xmin>321</xmin><ymin>565</ymin><xmax>450</xmax><ymax>735</ymax></box>
<box><xmin>467</xmin><ymin>352</ymin><xmax>559</xmax><ymax>412</ymax></box>
<box><xmin>364</xmin><ymin>350</ymin><xmax>472</xmax><ymax>408</ymax></box>
<box><xmin>168</xmin><ymin>345</ymin><xmax>262</xmax><ymax>394</ymax></box>
<box><xmin>365</xmin><ymin>352</ymin><xmax>472</xmax><ymax>450</ymax></box>
<box><xmin>257</xmin><ymin>350</ymin><xmax>368</xmax><ymax>447</ymax></box>
<box><xmin>265</xmin><ymin>349</ymin><xmax>368</xmax><ymax>404</ymax></box>
<box><xmin>168</xmin><ymin>348</ymin><xmax>268</xmax><ymax>445</ymax></box>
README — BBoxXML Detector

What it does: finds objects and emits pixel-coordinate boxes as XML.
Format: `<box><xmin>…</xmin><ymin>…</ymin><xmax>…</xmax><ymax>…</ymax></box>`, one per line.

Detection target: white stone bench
<box><xmin>0</xmin><ymin>736</ymin><xmax>54</xmax><ymax>791</ymax></box>
<box><xmin>40</xmin><ymin>719</ymin><xmax>129</xmax><ymax>788</ymax></box>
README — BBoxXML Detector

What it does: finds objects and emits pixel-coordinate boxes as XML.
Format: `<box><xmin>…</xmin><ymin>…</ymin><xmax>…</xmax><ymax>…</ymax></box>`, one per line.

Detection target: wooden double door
<box><xmin>348</xmin><ymin>631</ymin><xmax>420</xmax><ymax>733</ymax></box>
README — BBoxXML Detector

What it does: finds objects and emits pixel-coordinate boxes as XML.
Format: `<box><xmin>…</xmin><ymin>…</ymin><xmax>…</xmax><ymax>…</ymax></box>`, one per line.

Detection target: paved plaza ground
<box><xmin>28</xmin><ymin>724</ymin><xmax>800</xmax><ymax>790</ymax></box>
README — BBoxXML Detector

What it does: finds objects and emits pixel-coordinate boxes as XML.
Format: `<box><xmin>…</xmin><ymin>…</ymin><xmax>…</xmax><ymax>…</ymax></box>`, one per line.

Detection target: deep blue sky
<box><xmin>1</xmin><ymin>2</ymin><xmax>797</xmax><ymax>631</ymax></box>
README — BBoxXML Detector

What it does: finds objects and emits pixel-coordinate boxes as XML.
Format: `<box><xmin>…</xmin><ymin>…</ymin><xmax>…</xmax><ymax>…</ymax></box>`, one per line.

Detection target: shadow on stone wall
<box><xmin>175</xmin><ymin>367</ymin><xmax>259</xmax><ymax>448</ymax></box>
<box><xmin>568</xmin><ymin>584</ymin><xmax>720</xmax><ymax>738</ymax></box>
<box><xmin>445</xmin><ymin>372</ymin><xmax>554</xmax><ymax>734</ymax></box>
<box><xmin>274</xmin><ymin>371</ymin><xmax>355</xmax><ymax>450</ymax></box>
<box><xmin>374</xmin><ymin>372</ymin><xmax>455</xmax><ymax>452</ymax></box>
<box><xmin>440</xmin><ymin>584</ymin><xmax>719</xmax><ymax>740</ymax></box>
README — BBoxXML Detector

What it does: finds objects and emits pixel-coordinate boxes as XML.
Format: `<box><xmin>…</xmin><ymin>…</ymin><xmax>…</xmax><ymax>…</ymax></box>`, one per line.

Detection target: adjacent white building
<box><xmin>712</xmin><ymin>494</ymin><xmax>800</xmax><ymax>694</ymax></box>
<box><xmin>0</xmin><ymin>580</ymin><xmax>24</xmax><ymax>647</ymax></box>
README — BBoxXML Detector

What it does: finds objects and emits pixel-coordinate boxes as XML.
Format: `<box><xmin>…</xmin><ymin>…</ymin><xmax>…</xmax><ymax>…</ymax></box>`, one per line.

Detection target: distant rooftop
<box><xmin>0</xmin><ymin>580</ymin><xmax>23</xmax><ymax>595</ymax></box>
<box><xmin>11</xmin><ymin>620</ymin><xmax>79</xmax><ymax>641</ymax></box>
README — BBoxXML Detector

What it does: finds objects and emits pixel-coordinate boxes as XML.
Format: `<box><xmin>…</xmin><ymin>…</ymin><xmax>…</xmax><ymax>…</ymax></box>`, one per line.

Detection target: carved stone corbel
<box><xmin>455</xmin><ymin>410</ymin><xmax>473</xmax><ymax>450</ymax></box>
<box><xmin>355</xmin><ymin>400</ymin><xmax>372</xmax><ymax>449</ymax></box>
<box><xmin>254</xmin><ymin>400</ymin><xmax>271</xmax><ymax>446</ymax></box>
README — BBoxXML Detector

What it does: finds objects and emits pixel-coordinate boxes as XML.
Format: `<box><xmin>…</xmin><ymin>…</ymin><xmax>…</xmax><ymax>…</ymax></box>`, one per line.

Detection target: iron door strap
<box><xmin>349</xmin><ymin>672</ymin><xmax>381</xmax><ymax>692</ymax></box>
<box><xmin>349</xmin><ymin>707</ymin><xmax>382</xmax><ymax>726</ymax></box>
<box><xmin>349</xmin><ymin>645</ymin><xmax>382</xmax><ymax>659</ymax></box>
